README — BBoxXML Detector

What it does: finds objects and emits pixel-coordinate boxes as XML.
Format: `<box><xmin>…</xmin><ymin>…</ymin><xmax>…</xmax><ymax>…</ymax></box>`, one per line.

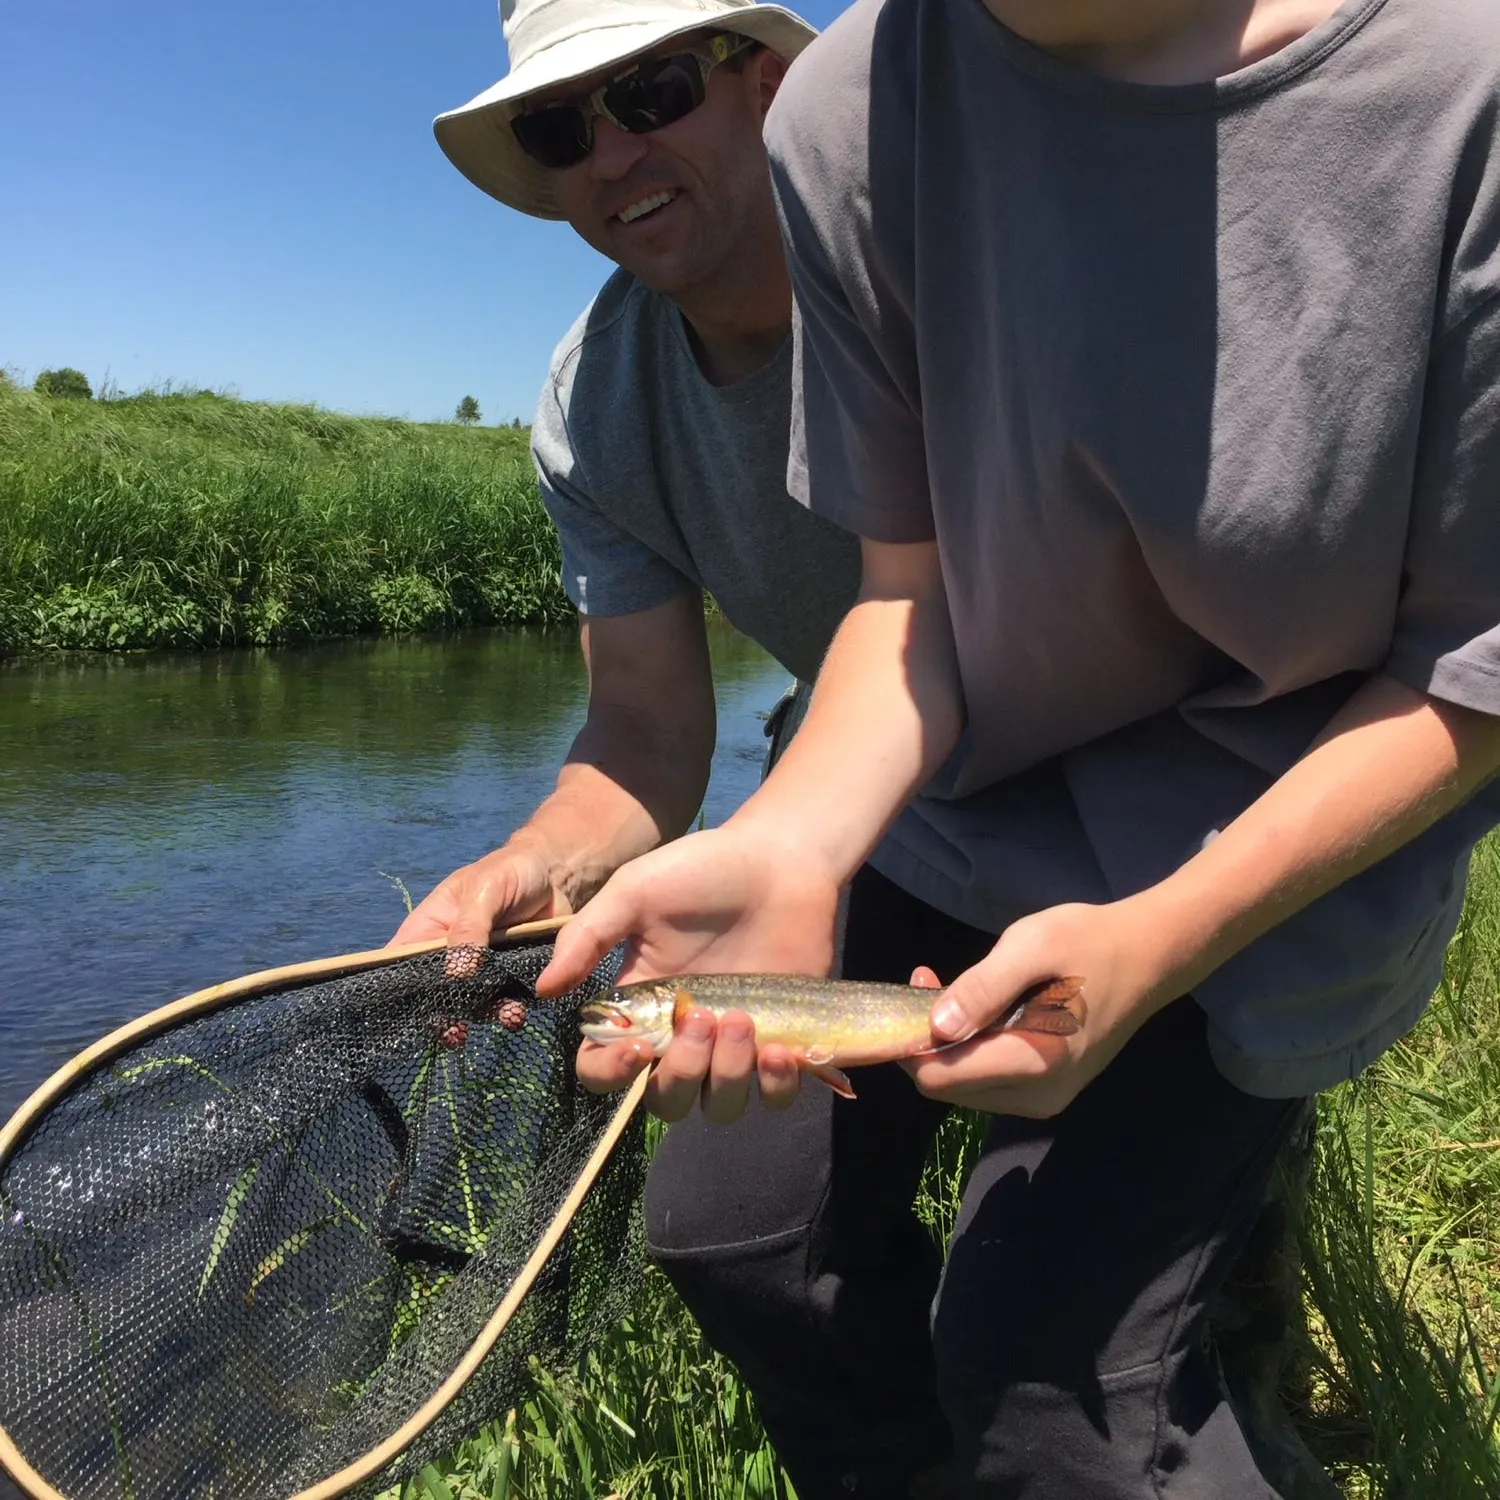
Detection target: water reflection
<box><xmin>0</xmin><ymin>624</ymin><xmax>788</xmax><ymax>1120</ymax></box>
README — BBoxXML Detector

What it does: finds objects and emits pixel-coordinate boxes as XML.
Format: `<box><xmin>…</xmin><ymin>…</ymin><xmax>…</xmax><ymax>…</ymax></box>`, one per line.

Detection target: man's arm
<box><xmin>391</xmin><ymin>591</ymin><xmax>715</xmax><ymax>947</ymax></box>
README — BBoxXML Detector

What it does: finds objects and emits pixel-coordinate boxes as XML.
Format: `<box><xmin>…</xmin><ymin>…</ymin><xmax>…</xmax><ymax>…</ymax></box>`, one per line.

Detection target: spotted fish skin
<box><xmin>578</xmin><ymin>973</ymin><xmax>1086</xmax><ymax>1098</ymax></box>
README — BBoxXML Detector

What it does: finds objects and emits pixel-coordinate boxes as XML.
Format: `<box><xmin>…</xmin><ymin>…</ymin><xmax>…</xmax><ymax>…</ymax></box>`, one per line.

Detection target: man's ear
<box><xmin>752</xmin><ymin>47</ymin><xmax>791</xmax><ymax>114</ymax></box>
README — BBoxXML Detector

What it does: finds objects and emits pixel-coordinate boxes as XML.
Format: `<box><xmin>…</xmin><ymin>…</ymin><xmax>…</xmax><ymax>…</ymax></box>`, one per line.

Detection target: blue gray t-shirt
<box><xmin>531</xmin><ymin>268</ymin><xmax>860</xmax><ymax>686</ymax></box>
<box><xmin>767</xmin><ymin>0</ymin><xmax>1500</xmax><ymax>1096</ymax></box>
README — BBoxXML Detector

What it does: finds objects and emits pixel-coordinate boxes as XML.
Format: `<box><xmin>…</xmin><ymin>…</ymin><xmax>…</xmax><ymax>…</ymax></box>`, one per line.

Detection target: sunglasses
<box><xmin>511</xmin><ymin>32</ymin><xmax>755</xmax><ymax>171</ymax></box>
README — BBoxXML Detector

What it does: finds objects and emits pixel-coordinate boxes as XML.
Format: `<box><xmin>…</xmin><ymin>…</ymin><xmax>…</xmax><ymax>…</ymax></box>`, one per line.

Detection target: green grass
<box><xmin>382</xmin><ymin>833</ymin><xmax>1500</xmax><ymax>1500</ymax></box>
<box><xmin>1298</xmin><ymin>832</ymin><xmax>1500</xmax><ymax>1497</ymax></box>
<box><xmin>0</xmin><ymin>383</ymin><xmax>570</xmax><ymax>653</ymax></box>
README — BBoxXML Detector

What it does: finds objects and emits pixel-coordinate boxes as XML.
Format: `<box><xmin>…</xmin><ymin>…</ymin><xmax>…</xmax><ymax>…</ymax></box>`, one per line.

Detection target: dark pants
<box><xmin>646</xmin><ymin>866</ymin><xmax>1306</xmax><ymax>1498</ymax></box>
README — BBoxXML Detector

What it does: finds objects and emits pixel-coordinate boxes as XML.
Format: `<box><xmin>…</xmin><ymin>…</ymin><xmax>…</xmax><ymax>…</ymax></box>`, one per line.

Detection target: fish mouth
<box><xmin>578</xmin><ymin>999</ymin><xmax>632</xmax><ymax>1034</ymax></box>
<box><xmin>577</xmin><ymin>998</ymin><xmax>673</xmax><ymax>1054</ymax></box>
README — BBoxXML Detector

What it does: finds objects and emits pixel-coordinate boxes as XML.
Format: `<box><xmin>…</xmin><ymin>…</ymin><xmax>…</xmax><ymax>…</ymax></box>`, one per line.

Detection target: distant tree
<box><xmin>34</xmin><ymin>367</ymin><xmax>93</xmax><ymax>400</ymax></box>
<box><xmin>454</xmin><ymin>395</ymin><xmax>481</xmax><ymax>425</ymax></box>
<box><xmin>511</xmin><ymin>416</ymin><xmax>523</xmax><ymax>429</ymax></box>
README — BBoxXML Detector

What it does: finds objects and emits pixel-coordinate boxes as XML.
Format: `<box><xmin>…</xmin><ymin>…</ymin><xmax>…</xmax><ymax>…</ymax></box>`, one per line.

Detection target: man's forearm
<box><xmin>507</xmin><ymin>705</ymin><xmax>713</xmax><ymax>911</ymax></box>
<box><xmin>1137</xmin><ymin>672</ymin><xmax>1500</xmax><ymax>994</ymax></box>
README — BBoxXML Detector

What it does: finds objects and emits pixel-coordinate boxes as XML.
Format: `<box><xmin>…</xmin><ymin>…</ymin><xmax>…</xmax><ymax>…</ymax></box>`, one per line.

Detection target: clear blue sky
<box><xmin>1</xmin><ymin>0</ymin><xmax>850</xmax><ymax>426</ymax></box>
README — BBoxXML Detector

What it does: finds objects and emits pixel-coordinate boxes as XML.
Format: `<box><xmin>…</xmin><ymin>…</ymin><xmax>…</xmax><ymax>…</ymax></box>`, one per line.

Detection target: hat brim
<box><xmin>433</xmin><ymin>6</ymin><xmax>818</xmax><ymax>219</ymax></box>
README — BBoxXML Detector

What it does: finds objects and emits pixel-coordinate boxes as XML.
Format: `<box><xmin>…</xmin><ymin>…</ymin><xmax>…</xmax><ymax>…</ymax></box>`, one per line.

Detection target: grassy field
<box><xmin>385</xmin><ymin>833</ymin><xmax>1500</xmax><ymax>1500</ymax></box>
<box><xmin>0</xmin><ymin>382</ymin><xmax>570</xmax><ymax>654</ymax></box>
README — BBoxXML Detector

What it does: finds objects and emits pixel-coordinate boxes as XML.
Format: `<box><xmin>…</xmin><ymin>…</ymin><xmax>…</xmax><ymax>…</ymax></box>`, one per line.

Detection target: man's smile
<box><xmin>614</xmin><ymin>188</ymin><xmax>681</xmax><ymax>224</ymax></box>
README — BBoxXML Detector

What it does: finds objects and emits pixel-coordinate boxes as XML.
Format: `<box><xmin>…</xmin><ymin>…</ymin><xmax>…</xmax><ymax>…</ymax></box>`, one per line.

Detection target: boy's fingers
<box><xmin>576</xmin><ymin>1038</ymin><xmax>652</xmax><ymax>1095</ymax></box>
<box><xmin>701</xmin><ymin>1010</ymin><xmax>757</xmax><ymax>1123</ymax></box>
<box><xmin>756</xmin><ymin>1044</ymin><xmax>803</xmax><ymax>1110</ymax></box>
<box><xmin>646</xmin><ymin>1009</ymin><xmax>716</xmax><ymax>1122</ymax></box>
<box><xmin>538</xmin><ymin>904</ymin><xmax>630</xmax><ymax>995</ymax></box>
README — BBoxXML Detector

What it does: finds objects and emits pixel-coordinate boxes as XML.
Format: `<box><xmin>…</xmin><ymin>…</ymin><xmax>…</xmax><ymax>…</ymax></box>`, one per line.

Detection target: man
<box><xmin>395</xmin><ymin>0</ymin><xmax>859</xmax><ymax>947</ymax></box>
<box><xmin>543</xmin><ymin>0</ymin><xmax>1500</xmax><ymax>1497</ymax></box>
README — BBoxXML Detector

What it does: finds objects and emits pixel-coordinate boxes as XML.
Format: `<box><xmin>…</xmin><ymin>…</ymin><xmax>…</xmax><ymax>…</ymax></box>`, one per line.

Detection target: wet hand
<box><xmin>901</xmin><ymin>899</ymin><xmax>1180</xmax><ymax>1118</ymax></box>
<box><xmin>576</xmin><ymin>1007</ymin><xmax>803</xmax><ymax>1123</ymax></box>
<box><xmin>387</xmin><ymin>842</ymin><xmax>570</xmax><ymax>948</ymax></box>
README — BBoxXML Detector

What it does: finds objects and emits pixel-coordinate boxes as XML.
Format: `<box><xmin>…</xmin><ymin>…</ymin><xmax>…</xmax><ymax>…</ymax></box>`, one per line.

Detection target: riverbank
<box><xmin>0</xmin><ymin>383</ymin><xmax>568</xmax><ymax>653</ymax></box>
<box><xmin>392</xmin><ymin>834</ymin><xmax>1500</xmax><ymax>1500</ymax></box>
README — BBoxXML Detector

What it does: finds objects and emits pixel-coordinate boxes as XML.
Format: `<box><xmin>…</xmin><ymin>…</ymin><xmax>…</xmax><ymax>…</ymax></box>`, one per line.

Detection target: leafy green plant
<box><xmin>34</xmin><ymin>366</ymin><xmax>93</xmax><ymax>399</ymax></box>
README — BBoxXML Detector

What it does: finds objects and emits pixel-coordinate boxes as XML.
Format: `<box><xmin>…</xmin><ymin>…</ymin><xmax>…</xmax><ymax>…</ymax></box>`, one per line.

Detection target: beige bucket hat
<box><xmin>434</xmin><ymin>0</ymin><xmax>819</xmax><ymax>220</ymax></box>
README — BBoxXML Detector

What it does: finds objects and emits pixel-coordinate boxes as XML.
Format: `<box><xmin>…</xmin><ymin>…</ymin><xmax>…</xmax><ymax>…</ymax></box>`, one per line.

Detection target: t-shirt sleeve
<box><xmin>530</xmin><ymin>370</ymin><xmax>696</xmax><ymax>618</ymax></box>
<box><xmin>765</xmin><ymin>58</ymin><xmax>934</xmax><ymax>543</ymax></box>
<box><xmin>1384</xmin><ymin>290</ymin><xmax>1500</xmax><ymax>716</ymax></box>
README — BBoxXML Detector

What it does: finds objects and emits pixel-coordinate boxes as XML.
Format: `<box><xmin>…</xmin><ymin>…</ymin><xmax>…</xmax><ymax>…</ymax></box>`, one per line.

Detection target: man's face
<box><xmin>529</xmin><ymin>40</ymin><xmax>786</xmax><ymax>300</ymax></box>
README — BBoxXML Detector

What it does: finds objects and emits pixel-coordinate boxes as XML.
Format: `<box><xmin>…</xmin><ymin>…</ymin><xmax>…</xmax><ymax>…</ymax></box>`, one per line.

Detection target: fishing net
<box><xmin>0</xmin><ymin>931</ymin><xmax>648</xmax><ymax>1500</ymax></box>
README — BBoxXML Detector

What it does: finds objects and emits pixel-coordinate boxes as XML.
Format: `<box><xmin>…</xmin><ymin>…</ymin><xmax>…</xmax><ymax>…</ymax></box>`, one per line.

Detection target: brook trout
<box><xmin>578</xmin><ymin>973</ymin><xmax>1085</xmax><ymax>1098</ymax></box>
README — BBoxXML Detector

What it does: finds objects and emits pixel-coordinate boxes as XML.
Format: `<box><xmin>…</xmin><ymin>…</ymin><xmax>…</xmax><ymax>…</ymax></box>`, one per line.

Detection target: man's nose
<box><xmin>588</xmin><ymin>118</ymin><xmax>650</xmax><ymax>179</ymax></box>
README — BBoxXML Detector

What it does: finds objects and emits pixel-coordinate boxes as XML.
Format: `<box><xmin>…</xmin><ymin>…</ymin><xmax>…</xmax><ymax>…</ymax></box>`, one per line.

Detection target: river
<box><xmin>0</xmin><ymin>624</ymin><xmax>789</xmax><ymax>1125</ymax></box>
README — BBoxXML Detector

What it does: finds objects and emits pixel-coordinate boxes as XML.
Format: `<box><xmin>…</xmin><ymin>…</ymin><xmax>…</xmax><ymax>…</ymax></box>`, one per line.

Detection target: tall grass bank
<box><xmin>0</xmin><ymin>383</ymin><xmax>570</xmax><ymax>653</ymax></box>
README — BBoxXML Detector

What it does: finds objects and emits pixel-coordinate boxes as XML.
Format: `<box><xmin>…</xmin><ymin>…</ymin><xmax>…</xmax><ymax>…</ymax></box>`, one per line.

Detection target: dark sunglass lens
<box><xmin>602</xmin><ymin>55</ymin><xmax>704</xmax><ymax>133</ymax></box>
<box><xmin>511</xmin><ymin>106</ymin><xmax>592</xmax><ymax>169</ymax></box>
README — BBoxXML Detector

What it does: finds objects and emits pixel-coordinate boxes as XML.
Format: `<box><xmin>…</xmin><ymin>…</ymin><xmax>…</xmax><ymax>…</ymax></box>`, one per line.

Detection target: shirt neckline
<box><xmin>661</xmin><ymin>295</ymin><xmax>792</xmax><ymax>407</ymax></box>
<box><xmin>971</xmin><ymin>0</ymin><xmax>1391</xmax><ymax>114</ymax></box>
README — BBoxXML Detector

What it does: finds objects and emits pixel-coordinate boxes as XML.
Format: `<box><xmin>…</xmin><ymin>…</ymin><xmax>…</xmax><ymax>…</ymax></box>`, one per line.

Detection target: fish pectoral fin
<box><xmin>802</xmin><ymin>1061</ymin><xmax>857</xmax><ymax>1100</ymax></box>
<box><xmin>791</xmin><ymin>1045</ymin><xmax>856</xmax><ymax>1097</ymax></box>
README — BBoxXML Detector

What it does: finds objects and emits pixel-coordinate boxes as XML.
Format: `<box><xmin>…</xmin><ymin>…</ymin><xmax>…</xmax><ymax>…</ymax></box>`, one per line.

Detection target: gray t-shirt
<box><xmin>766</xmin><ymin>0</ymin><xmax>1500</xmax><ymax>1096</ymax></box>
<box><xmin>531</xmin><ymin>268</ymin><xmax>860</xmax><ymax>686</ymax></box>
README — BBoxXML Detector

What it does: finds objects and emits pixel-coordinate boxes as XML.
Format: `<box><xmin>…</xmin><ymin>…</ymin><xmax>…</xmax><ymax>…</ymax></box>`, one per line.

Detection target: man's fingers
<box><xmin>446</xmin><ymin>892</ymin><xmax>532</xmax><ymax>951</ymax></box>
<box><xmin>388</xmin><ymin>908</ymin><xmax>445</xmax><ymax>947</ymax></box>
<box><xmin>701</xmin><ymin>1010</ymin><xmax>757</xmax><ymax>1124</ymax></box>
<box><xmin>909</xmin><ymin>965</ymin><xmax>943</xmax><ymax>989</ymax></box>
<box><xmin>387</xmin><ymin>885</ymin><xmax>458</xmax><ymax>947</ymax></box>
<box><xmin>647</xmin><ymin>1009</ymin><xmax>717</xmax><ymax>1122</ymax></box>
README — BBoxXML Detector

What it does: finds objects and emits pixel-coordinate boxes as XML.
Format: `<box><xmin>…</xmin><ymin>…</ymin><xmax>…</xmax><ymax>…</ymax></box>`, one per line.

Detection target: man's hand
<box><xmin>389</xmin><ymin>839</ymin><xmax>571</xmax><ymax>948</ymax></box>
<box><xmin>901</xmin><ymin>898</ymin><xmax>1177</xmax><ymax>1119</ymax></box>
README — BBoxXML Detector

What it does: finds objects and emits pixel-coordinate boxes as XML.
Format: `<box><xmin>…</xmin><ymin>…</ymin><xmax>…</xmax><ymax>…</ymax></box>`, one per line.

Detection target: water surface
<box><xmin>0</xmin><ymin>625</ymin><xmax>789</xmax><ymax>1122</ymax></box>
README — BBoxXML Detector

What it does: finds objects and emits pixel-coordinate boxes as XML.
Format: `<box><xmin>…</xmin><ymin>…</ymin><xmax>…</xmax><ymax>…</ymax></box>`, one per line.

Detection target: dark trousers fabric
<box><xmin>645</xmin><ymin>865</ymin><xmax>1305</xmax><ymax>1499</ymax></box>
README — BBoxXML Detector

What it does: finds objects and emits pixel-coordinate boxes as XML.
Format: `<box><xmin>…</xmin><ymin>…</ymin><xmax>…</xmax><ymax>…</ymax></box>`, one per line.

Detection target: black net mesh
<box><xmin>0</xmin><ymin>937</ymin><xmax>646</xmax><ymax>1500</ymax></box>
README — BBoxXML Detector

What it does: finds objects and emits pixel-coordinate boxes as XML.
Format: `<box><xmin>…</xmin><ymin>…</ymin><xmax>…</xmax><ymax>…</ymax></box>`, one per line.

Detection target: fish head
<box><xmin>578</xmin><ymin>981</ymin><xmax>678</xmax><ymax>1054</ymax></box>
